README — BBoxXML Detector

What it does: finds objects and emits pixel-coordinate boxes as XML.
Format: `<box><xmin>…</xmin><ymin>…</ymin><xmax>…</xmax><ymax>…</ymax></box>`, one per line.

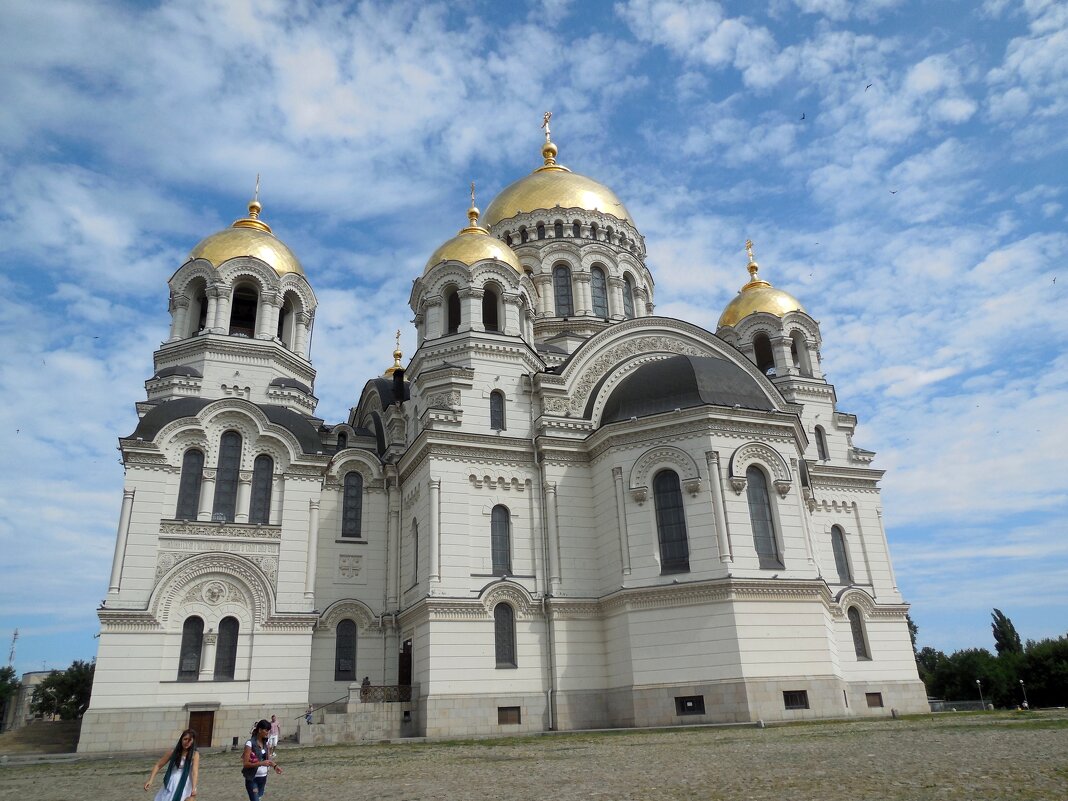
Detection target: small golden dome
<box><xmin>717</xmin><ymin>241</ymin><xmax>805</xmax><ymax>328</ymax></box>
<box><xmin>481</xmin><ymin>122</ymin><xmax>632</xmax><ymax>227</ymax></box>
<box><xmin>424</xmin><ymin>192</ymin><xmax>522</xmax><ymax>275</ymax></box>
<box><xmin>384</xmin><ymin>329</ymin><xmax>404</xmax><ymax>376</ymax></box>
<box><xmin>188</xmin><ymin>197</ymin><xmax>304</xmax><ymax>277</ymax></box>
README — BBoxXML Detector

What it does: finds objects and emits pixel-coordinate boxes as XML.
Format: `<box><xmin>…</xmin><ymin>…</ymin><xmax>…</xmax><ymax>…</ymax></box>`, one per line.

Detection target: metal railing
<box><xmin>358</xmin><ymin>684</ymin><xmax>412</xmax><ymax>703</ymax></box>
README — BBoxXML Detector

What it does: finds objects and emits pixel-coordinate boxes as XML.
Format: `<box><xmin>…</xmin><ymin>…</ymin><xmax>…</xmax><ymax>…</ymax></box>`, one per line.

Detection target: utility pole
<box><xmin>7</xmin><ymin>629</ymin><xmax>16</xmax><ymax>666</ymax></box>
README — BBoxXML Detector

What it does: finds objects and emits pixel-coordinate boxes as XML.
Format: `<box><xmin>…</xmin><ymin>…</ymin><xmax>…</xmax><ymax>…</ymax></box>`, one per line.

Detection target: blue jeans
<box><xmin>244</xmin><ymin>775</ymin><xmax>267</xmax><ymax>800</ymax></box>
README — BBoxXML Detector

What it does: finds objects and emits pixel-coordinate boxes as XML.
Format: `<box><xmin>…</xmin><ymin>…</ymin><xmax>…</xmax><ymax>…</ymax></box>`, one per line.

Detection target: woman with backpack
<box><xmin>144</xmin><ymin>728</ymin><xmax>199</xmax><ymax>800</ymax></box>
<box><xmin>242</xmin><ymin>719</ymin><xmax>282</xmax><ymax>800</ymax></box>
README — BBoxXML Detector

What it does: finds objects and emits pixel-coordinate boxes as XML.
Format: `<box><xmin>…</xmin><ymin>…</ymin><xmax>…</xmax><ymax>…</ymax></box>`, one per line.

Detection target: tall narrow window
<box><xmin>482</xmin><ymin>286</ymin><xmax>500</xmax><ymax>332</ymax></box>
<box><xmin>654</xmin><ymin>470</ymin><xmax>690</xmax><ymax>572</ymax></box>
<box><xmin>622</xmin><ymin>276</ymin><xmax>636</xmax><ymax>319</ymax></box>
<box><xmin>815</xmin><ymin>426</ymin><xmax>829</xmax><ymax>461</ymax></box>
<box><xmin>831</xmin><ymin>525</ymin><xmax>852</xmax><ymax>585</ymax></box>
<box><xmin>536</xmin><ymin>223</ymin><xmax>545</xmax><ymax>240</ymax></box>
<box><xmin>411</xmin><ymin>519</ymin><xmax>419</xmax><ymax>585</ymax></box>
<box><xmin>176</xmin><ymin>449</ymin><xmax>204</xmax><ymax>520</ymax></box>
<box><xmin>276</xmin><ymin>298</ymin><xmax>292</xmax><ymax>345</ymax></box>
<box><xmin>791</xmin><ymin>331</ymin><xmax>812</xmax><ymax>376</ymax></box>
<box><xmin>212</xmin><ymin>431</ymin><xmax>242</xmax><ymax>522</ymax></box>
<box><xmin>746</xmin><ymin>465</ymin><xmax>783</xmax><ymax>569</ymax></box>
<box><xmin>572</xmin><ymin>221</ymin><xmax>581</xmax><ymax>238</ymax></box>
<box><xmin>336</xmin><ymin>432</ymin><xmax>347</xmax><ymax>451</ymax></box>
<box><xmin>446</xmin><ymin>289</ymin><xmax>461</xmax><ymax>334</ymax></box>
<box><xmin>590</xmin><ymin>266</ymin><xmax>608</xmax><ymax>318</ymax></box>
<box><xmin>335</xmin><ymin>619</ymin><xmax>357</xmax><ymax>681</ymax></box>
<box><xmin>249</xmin><ymin>455</ymin><xmax>273</xmax><ymax>525</ymax></box>
<box><xmin>229</xmin><ymin>286</ymin><xmax>258</xmax><ymax>337</ymax></box>
<box><xmin>754</xmin><ymin>334</ymin><xmax>775</xmax><ymax>375</ymax></box>
<box><xmin>590</xmin><ymin>222</ymin><xmax>599</xmax><ymax>240</ymax></box>
<box><xmin>554</xmin><ymin>220</ymin><xmax>564</xmax><ymax>238</ymax></box>
<box><xmin>342</xmin><ymin>471</ymin><xmax>363</xmax><ymax>538</ymax></box>
<box><xmin>848</xmin><ymin>607</ymin><xmax>870</xmax><ymax>660</ymax></box>
<box><xmin>520</xmin><ymin>227</ymin><xmax>528</xmax><ymax>243</ymax></box>
<box><xmin>494</xmin><ymin>603</ymin><xmax>516</xmax><ymax>667</ymax></box>
<box><xmin>491</xmin><ymin>505</ymin><xmax>511</xmax><ymax>575</ymax></box>
<box><xmin>177</xmin><ymin>616</ymin><xmax>204</xmax><ymax>681</ymax></box>
<box><xmin>553</xmin><ymin>264</ymin><xmax>573</xmax><ymax>317</ymax></box>
<box><xmin>490</xmin><ymin>391</ymin><xmax>506</xmax><ymax>431</ymax></box>
<box><xmin>213</xmin><ymin>616</ymin><xmax>239</xmax><ymax>680</ymax></box>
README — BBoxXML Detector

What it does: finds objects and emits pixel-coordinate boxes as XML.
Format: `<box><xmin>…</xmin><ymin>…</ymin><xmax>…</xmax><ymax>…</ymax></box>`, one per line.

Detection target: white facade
<box><xmin>82</xmin><ymin>136</ymin><xmax>927</xmax><ymax>753</ymax></box>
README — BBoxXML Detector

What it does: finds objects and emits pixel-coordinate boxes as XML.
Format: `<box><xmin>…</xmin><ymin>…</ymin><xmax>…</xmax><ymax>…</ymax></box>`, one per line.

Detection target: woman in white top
<box><xmin>144</xmin><ymin>728</ymin><xmax>199</xmax><ymax>801</ymax></box>
<box><xmin>242</xmin><ymin>719</ymin><xmax>282</xmax><ymax>800</ymax></box>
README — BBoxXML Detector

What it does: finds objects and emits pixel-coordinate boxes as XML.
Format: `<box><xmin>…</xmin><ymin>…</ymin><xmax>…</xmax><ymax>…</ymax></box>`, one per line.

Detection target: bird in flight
<box><xmin>800</xmin><ymin>112</ymin><xmax>806</xmax><ymax>120</ymax></box>
<box><xmin>889</xmin><ymin>189</ymin><xmax>898</xmax><ymax>194</ymax></box>
<box><xmin>865</xmin><ymin>83</ymin><xmax>873</xmax><ymax>91</ymax></box>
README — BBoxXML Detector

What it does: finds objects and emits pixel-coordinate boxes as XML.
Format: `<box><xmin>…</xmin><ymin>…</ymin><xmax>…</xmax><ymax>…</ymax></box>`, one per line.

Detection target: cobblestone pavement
<box><xmin>2</xmin><ymin>711</ymin><xmax>1066</xmax><ymax>801</ymax></box>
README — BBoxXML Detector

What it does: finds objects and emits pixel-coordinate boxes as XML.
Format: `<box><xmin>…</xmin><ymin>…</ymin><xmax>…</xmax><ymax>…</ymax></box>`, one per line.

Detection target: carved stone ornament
<box><xmin>631</xmin><ymin>486</ymin><xmax>649</xmax><ymax>505</ymax></box>
<box><xmin>339</xmin><ymin>555</ymin><xmax>362</xmax><ymax>579</ymax></box>
<box><xmin>730</xmin><ymin>476</ymin><xmax>748</xmax><ymax>495</ymax></box>
<box><xmin>683</xmin><ymin>477</ymin><xmax>702</xmax><ymax>496</ymax></box>
<box><xmin>202</xmin><ymin>581</ymin><xmax>228</xmax><ymax>604</ymax></box>
<box><xmin>774</xmin><ymin>479</ymin><xmax>792</xmax><ymax>498</ymax></box>
<box><xmin>425</xmin><ymin>390</ymin><xmax>461</xmax><ymax>410</ymax></box>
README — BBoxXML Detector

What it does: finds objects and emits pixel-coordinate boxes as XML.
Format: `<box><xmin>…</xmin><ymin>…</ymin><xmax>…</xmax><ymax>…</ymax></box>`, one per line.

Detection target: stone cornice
<box><xmin>155</xmin><ymin>335</ymin><xmax>315</xmax><ymax>382</ymax></box>
<box><xmin>159</xmin><ymin>519</ymin><xmax>282</xmax><ymax>540</ymax></box>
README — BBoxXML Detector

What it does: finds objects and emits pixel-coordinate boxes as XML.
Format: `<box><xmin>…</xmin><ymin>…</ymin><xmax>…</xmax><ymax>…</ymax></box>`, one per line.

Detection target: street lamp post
<box><xmin>1020</xmin><ymin>679</ymin><xmax>1029</xmax><ymax>709</ymax></box>
<box><xmin>976</xmin><ymin>678</ymin><xmax>985</xmax><ymax>710</ymax></box>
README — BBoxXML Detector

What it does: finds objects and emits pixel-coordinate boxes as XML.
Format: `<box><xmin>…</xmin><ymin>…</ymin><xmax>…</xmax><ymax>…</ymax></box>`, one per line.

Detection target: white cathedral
<box><xmin>81</xmin><ymin>123</ymin><xmax>928</xmax><ymax>753</ymax></box>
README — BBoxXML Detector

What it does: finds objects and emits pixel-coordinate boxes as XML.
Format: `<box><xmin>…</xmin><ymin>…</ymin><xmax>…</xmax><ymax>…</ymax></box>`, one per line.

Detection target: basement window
<box><xmin>498</xmin><ymin>706</ymin><xmax>521</xmax><ymax>725</ymax></box>
<box><xmin>865</xmin><ymin>692</ymin><xmax>884</xmax><ymax>708</ymax></box>
<box><xmin>675</xmin><ymin>696</ymin><xmax>705</xmax><ymax>716</ymax></box>
<box><xmin>783</xmin><ymin>690</ymin><xmax>809</xmax><ymax>710</ymax></box>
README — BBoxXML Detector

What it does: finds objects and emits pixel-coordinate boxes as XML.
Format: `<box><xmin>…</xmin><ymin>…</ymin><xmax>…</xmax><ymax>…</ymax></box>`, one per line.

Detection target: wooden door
<box><xmin>188</xmin><ymin>711</ymin><xmax>214</xmax><ymax>748</ymax></box>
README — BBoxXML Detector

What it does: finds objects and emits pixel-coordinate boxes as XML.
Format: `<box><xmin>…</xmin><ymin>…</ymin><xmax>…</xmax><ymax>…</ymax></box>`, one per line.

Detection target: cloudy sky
<box><xmin>1</xmin><ymin>0</ymin><xmax>1065</xmax><ymax>676</ymax></box>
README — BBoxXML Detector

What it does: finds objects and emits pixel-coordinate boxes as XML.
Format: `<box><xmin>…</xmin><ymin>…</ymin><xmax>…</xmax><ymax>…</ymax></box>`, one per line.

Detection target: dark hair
<box><xmin>164</xmin><ymin>729</ymin><xmax>197</xmax><ymax>783</ymax></box>
<box><xmin>251</xmin><ymin>719</ymin><xmax>271</xmax><ymax>737</ymax></box>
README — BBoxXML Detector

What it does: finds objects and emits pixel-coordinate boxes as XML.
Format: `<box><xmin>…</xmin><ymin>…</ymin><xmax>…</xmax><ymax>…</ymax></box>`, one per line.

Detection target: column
<box><xmin>386</xmin><ymin>471</ymin><xmax>400</xmax><ymax>608</ymax></box>
<box><xmin>204</xmin><ymin>288</ymin><xmax>220</xmax><ymax>335</ymax></box>
<box><xmin>574</xmin><ymin>272</ymin><xmax>592</xmax><ymax>316</ymax></box>
<box><xmin>212</xmin><ymin>287</ymin><xmax>232</xmax><ymax>333</ymax></box>
<box><xmin>792</xmin><ymin>460</ymin><xmax>816</xmax><ymax>567</ymax></box>
<box><xmin>772</xmin><ymin>336</ymin><xmax>794</xmax><ymax>376</ymax></box>
<box><xmin>294</xmin><ymin>312</ymin><xmax>312</xmax><ymax>358</ymax></box>
<box><xmin>458</xmin><ymin>288</ymin><xmax>482</xmax><ymax>333</ymax></box>
<box><xmin>169</xmin><ymin>296</ymin><xmax>190</xmax><ymax>342</ymax></box>
<box><xmin>634</xmin><ymin>287</ymin><xmax>651</xmax><ymax>317</ymax></box>
<box><xmin>502</xmin><ymin>294</ymin><xmax>523</xmax><ymax>336</ymax></box>
<box><xmin>533</xmin><ymin>275</ymin><xmax>553</xmax><ymax>316</ymax></box>
<box><xmin>197</xmin><ymin>469</ymin><xmax>217</xmax><ymax>521</ymax></box>
<box><xmin>413</xmin><ymin>311</ymin><xmax>425</xmax><ymax>345</ymax></box>
<box><xmin>199</xmin><ymin>631</ymin><xmax>217</xmax><ymax>681</ymax></box>
<box><xmin>606</xmin><ymin>277</ymin><xmax>624</xmax><ymax>320</ymax></box>
<box><xmin>611</xmin><ymin>468</ymin><xmax>631</xmax><ymax>575</ymax></box>
<box><xmin>852</xmin><ymin>502</ymin><xmax>876</xmax><ymax>598</ymax></box>
<box><xmin>108</xmin><ymin>489</ymin><xmax>136</xmax><ymax>593</ymax></box>
<box><xmin>235</xmin><ymin>471</ymin><xmax>252</xmax><ymax>523</ymax></box>
<box><xmin>875</xmin><ymin>507</ymin><xmax>899</xmax><ymax>593</ymax></box>
<box><xmin>255</xmin><ymin>290</ymin><xmax>277</xmax><ymax>340</ymax></box>
<box><xmin>269</xmin><ymin>475</ymin><xmax>284</xmax><ymax>523</ymax></box>
<box><xmin>423</xmin><ymin>297</ymin><xmax>442</xmax><ymax>338</ymax></box>
<box><xmin>428</xmin><ymin>478</ymin><xmax>441</xmax><ymax>582</ymax></box>
<box><xmin>305</xmin><ymin>499</ymin><xmax>320</xmax><ymax>599</ymax></box>
<box><xmin>706</xmin><ymin>451</ymin><xmax>733</xmax><ymax>563</ymax></box>
<box><xmin>545</xmin><ymin>481</ymin><xmax>561</xmax><ymax>589</ymax></box>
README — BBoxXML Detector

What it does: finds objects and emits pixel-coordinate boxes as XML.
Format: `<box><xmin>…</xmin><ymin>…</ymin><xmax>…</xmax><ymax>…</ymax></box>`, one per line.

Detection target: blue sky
<box><xmin>1</xmin><ymin>0</ymin><xmax>1065</xmax><ymax>675</ymax></box>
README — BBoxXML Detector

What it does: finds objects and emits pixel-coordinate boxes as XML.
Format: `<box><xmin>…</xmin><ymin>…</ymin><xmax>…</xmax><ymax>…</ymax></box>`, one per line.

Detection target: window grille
<box><xmin>176</xmin><ymin>449</ymin><xmax>204</xmax><ymax>520</ymax></box>
<box><xmin>591</xmin><ymin>266</ymin><xmax>608</xmax><ymax>317</ymax></box>
<box><xmin>342</xmin><ymin>472</ymin><xmax>363</xmax><ymax>538</ymax></box>
<box><xmin>178</xmin><ymin>616</ymin><xmax>204</xmax><ymax>681</ymax></box>
<box><xmin>249</xmin><ymin>455</ymin><xmax>273</xmax><ymax>525</ymax></box>
<box><xmin>783</xmin><ymin>690</ymin><xmax>809</xmax><ymax>710</ymax></box>
<box><xmin>746</xmin><ymin>466</ymin><xmax>783</xmax><ymax>568</ymax></box>
<box><xmin>654</xmin><ymin>471</ymin><xmax>690</xmax><ymax>572</ymax></box>
<box><xmin>213</xmin><ymin>617</ymin><xmax>239</xmax><ymax>680</ymax></box>
<box><xmin>335</xmin><ymin>619</ymin><xmax>357</xmax><ymax>681</ymax></box>
<box><xmin>491</xmin><ymin>505</ymin><xmax>511</xmax><ymax>575</ymax></box>
<box><xmin>494</xmin><ymin>603</ymin><xmax>517</xmax><ymax>667</ymax></box>
<box><xmin>212</xmin><ymin>431</ymin><xmax>242</xmax><ymax>522</ymax></box>
<box><xmin>553</xmin><ymin>265</ymin><xmax>574</xmax><ymax>317</ymax></box>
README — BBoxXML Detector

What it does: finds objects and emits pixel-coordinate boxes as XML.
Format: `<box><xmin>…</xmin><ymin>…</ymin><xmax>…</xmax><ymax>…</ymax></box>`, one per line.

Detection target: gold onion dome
<box><xmin>189</xmin><ymin>193</ymin><xmax>304</xmax><ymax>277</ymax></box>
<box><xmin>480</xmin><ymin>113</ymin><xmax>633</xmax><ymax>227</ymax></box>
<box><xmin>384</xmin><ymin>330</ymin><xmax>404</xmax><ymax>377</ymax></box>
<box><xmin>423</xmin><ymin>188</ymin><xmax>522</xmax><ymax>275</ymax></box>
<box><xmin>717</xmin><ymin>241</ymin><xmax>805</xmax><ymax>328</ymax></box>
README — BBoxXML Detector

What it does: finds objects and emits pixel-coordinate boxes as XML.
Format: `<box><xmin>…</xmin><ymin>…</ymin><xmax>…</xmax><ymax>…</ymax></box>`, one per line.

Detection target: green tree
<box><xmin>1022</xmin><ymin>635</ymin><xmax>1068</xmax><ymax>708</ymax></box>
<box><xmin>30</xmin><ymin>660</ymin><xmax>95</xmax><ymax>720</ymax></box>
<box><xmin>991</xmin><ymin>608</ymin><xmax>1023</xmax><ymax>655</ymax></box>
<box><xmin>0</xmin><ymin>665</ymin><xmax>19</xmax><ymax>726</ymax></box>
<box><xmin>915</xmin><ymin>646</ymin><xmax>946</xmax><ymax>690</ymax></box>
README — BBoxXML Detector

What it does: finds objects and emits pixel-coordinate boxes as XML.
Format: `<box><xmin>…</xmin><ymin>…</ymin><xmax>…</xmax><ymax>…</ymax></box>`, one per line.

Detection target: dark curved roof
<box><xmin>128</xmin><ymin>398</ymin><xmax>323</xmax><ymax>454</ymax></box>
<box><xmin>269</xmin><ymin>377</ymin><xmax>313</xmax><ymax>395</ymax></box>
<box><xmin>368</xmin><ymin>376</ymin><xmax>410</xmax><ymax>407</ymax></box>
<box><xmin>153</xmin><ymin>365</ymin><xmax>202</xmax><ymax>379</ymax></box>
<box><xmin>601</xmin><ymin>355</ymin><xmax>774</xmax><ymax>425</ymax></box>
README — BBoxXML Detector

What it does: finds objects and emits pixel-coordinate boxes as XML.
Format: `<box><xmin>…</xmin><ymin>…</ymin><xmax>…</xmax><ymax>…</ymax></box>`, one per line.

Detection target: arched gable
<box><xmin>152</xmin><ymin>551</ymin><xmax>275</xmax><ymax>627</ymax></box>
<box><xmin>479</xmin><ymin>579</ymin><xmax>538</xmax><ymax>619</ymax></box>
<box><xmin>318</xmin><ymin>598</ymin><xmax>378</xmax><ymax>631</ymax></box>
<box><xmin>728</xmin><ymin>441</ymin><xmax>792</xmax><ymax>497</ymax></box>
<box><xmin>629</xmin><ymin>446</ymin><xmax>702</xmax><ymax>504</ymax></box>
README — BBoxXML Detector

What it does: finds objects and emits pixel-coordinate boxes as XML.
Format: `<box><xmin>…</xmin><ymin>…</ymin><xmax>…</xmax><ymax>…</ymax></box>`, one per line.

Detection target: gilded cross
<box><xmin>542</xmin><ymin>111</ymin><xmax>552</xmax><ymax>141</ymax></box>
<box><xmin>745</xmin><ymin>239</ymin><xmax>755</xmax><ymax>263</ymax></box>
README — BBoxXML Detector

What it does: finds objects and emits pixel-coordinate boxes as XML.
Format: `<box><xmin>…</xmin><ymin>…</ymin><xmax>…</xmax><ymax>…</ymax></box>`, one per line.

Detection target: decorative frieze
<box><xmin>160</xmin><ymin>520</ymin><xmax>281</xmax><ymax>539</ymax></box>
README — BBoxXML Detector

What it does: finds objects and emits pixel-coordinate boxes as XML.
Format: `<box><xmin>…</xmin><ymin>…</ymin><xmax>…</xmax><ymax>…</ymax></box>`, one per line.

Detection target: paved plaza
<box><xmin>2</xmin><ymin>711</ymin><xmax>1066</xmax><ymax>801</ymax></box>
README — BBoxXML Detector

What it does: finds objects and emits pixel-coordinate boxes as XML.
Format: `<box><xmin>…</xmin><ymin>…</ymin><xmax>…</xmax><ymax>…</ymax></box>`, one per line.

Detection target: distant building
<box><xmin>81</xmin><ymin>125</ymin><xmax>927</xmax><ymax>753</ymax></box>
<box><xmin>2</xmin><ymin>671</ymin><xmax>52</xmax><ymax>731</ymax></box>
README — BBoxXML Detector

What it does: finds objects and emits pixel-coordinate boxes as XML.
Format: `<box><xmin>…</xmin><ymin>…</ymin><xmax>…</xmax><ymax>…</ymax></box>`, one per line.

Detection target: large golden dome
<box><xmin>481</xmin><ymin>135</ymin><xmax>632</xmax><ymax>227</ymax></box>
<box><xmin>424</xmin><ymin>203</ymin><xmax>522</xmax><ymax>275</ymax></box>
<box><xmin>718</xmin><ymin>244</ymin><xmax>805</xmax><ymax>328</ymax></box>
<box><xmin>189</xmin><ymin>200</ymin><xmax>304</xmax><ymax>277</ymax></box>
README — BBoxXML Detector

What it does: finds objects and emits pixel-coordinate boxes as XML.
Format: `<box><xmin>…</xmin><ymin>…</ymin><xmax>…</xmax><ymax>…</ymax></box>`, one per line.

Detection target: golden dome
<box><xmin>384</xmin><ymin>329</ymin><xmax>404</xmax><ymax>376</ymax></box>
<box><xmin>189</xmin><ymin>198</ymin><xmax>304</xmax><ymax>277</ymax></box>
<box><xmin>424</xmin><ymin>197</ymin><xmax>522</xmax><ymax>275</ymax></box>
<box><xmin>718</xmin><ymin>241</ymin><xmax>805</xmax><ymax>328</ymax></box>
<box><xmin>480</xmin><ymin>127</ymin><xmax>632</xmax><ymax>227</ymax></box>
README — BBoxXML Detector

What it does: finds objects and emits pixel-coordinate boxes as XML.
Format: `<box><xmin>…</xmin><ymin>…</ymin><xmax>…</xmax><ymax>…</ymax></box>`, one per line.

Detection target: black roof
<box><xmin>269</xmin><ymin>377</ymin><xmax>313</xmax><ymax>395</ymax></box>
<box><xmin>129</xmin><ymin>398</ymin><xmax>323</xmax><ymax>454</ymax></box>
<box><xmin>600</xmin><ymin>355</ymin><xmax>774</xmax><ymax>425</ymax></box>
<box><xmin>153</xmin><ymin>365</ymin><xmax>202</xmax><ymax>379</ymax></box>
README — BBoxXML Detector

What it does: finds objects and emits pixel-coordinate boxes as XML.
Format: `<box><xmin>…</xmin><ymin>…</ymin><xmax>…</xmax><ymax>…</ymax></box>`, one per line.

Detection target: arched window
<box><xmin>799</xmin><ymin>459</ymin><xmax>811</xmax><ymax>488</ymax></box>
<box><xmin>536</xmin><ymin>223</ymin><xmax>545</xmax><ymax>240</ymax></box>
<box><xmin>572</xmin><ymin>220</ymin><xmax>581</xmax><ymax>238</ymax></box>
<box><xmin>815</xmin><ymin>426</ymin><xmax>829</xmax><ymax>461</ymax></box>
<box><xmin>791</xmin><ymin>330</ymin><xmax>812</xmax><ymax>376</ymax></box>
<box><xmin>590</xmin><ymin>222</ymin><xmax>599</xmax><ymax>240</ymax></box>
<box><xmin>554</xmin><ymin>220</ymin><xmax>564</xmax><ymax>238</ymax></box>
<box><xmin>175</xmin><ymin>448</ymin><xmax>204</xmax><ymax>520</ymax></box>
<box><xmin>504</xmin><ymin>232</ymin><xmax>513</xmax><ymax>246</ymax></box>
<box><xmin>342</xmin><ymin>471</ymin><xmax>363</xmax><ymax>539</ymax></box>
<box><xmin>482</xmin><ymin>286</ymin><xmax>500</xmax><ymax>332</ymax></box>
<box><xmin>746</xmin><ymin>465</ymin><xmax>783</xmax><ymax>569</ymax></box>
<box><xmin>336</xmin><ymin>431</ymin><xmax>347</xmax><ymax>451</ymax></box>
<box><xmin>249</xmin><ymin>454</ymin><xmax>273</xmax><ymax>525</ymax></box>
<box><xmin>445</xmin><ymin>288</ymin><xmax>461</xmax><ymax>334</ymax></box>
<box><xmin>490</xmin><ymin>390</ymin><xmax>506</xmax><ymax>431</ymax></box>
<box><xmin>491</xmin><ymin>504</ymin><xmax>511</xmax><ymax>575</ymax></box>
<box><xmin>831</xmin><ymin>525</ymin><xmax>852</xmax><ymax>585</ymax></box>
<box><xmin>553</xmin><ymin>264</ymin><xmax>574</xmax><ymax>317</ymax></box>
<box><xmin>177</xmin><ymin>616</ymin><xmax>204</xmax><ymax>681</ymax></box>
<box><xmin>606</xmin><ymin>226</ymin><xmax>614</xmax><ymax>244</ymax></box>
<box><xmin>212</xmin><ymin>431</ymin><xmax>242</xmax><ymax>522</ymax></box>
<box><xmin>753</xmin><ymin>333</ymin><xmax>775</xmax><ymax>375</ymax></box>
<box><xmin>622</xmin><ymin>275</ymin><xmax>636</xmax><ymax>319</ymax></box>
<box><xmin>335</xmin><ymin>619</ymin><xmax>357</xmax><ymax>681</ymax></box>
<box><xmin>654</xmin><ymin>470</ymin><xmax>690</xmax><ymax>572</ymax></box>
<box><xmin>229</xmin><ymin>285</ymin><xmax>258</xmax><ymax>337</ymax></box>
<box><xmin>214</xmin><ymin>616</ymin><xmax>239</xmax><ymax>680</ymax></box>
<box><xmin>494</xmin><ymin>603</ymin><xmax>516</xmax><ymax>667</ymax></box>
<box><xmin>590</xmin><ymin>266</ymin><xmax>608</xmax><ymax>318</ymax></box>
<box><xmin>187</xmin><ymin>279</ymin><xmax>208</xmax><ymax>337</ymax></box>
<box><xmin>520</xmin><ymin>227</ymin><xmax>528</xmax><ymax>243</ymax></box>
<box><xmin>848</xmin><ymin>607</ymin><xmax>870</xmax><ymax>660</ymax></box>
